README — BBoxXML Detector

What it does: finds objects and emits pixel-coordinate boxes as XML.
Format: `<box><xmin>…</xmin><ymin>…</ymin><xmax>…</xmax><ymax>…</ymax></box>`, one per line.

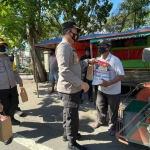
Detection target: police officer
<box><xmin>0</xmin><ymin>38</ymin><xmax>24</xmax><ymax>125</ymax></box>
<box><xmin>56</xmin><ymin>22</ymin><xmax>95</xmax><ymax>150</ymax></box>
<box><xmin>7</xmin><ymin>53</ymin><xmax>27</xmax><ymax>117</ymax></box>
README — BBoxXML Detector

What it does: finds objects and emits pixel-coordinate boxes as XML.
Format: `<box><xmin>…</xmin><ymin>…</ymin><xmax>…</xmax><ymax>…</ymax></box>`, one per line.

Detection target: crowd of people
<box><xmin>0</xmin><ymin>21</ymin><xmax>124</xmax><ymax>150</ymax></box>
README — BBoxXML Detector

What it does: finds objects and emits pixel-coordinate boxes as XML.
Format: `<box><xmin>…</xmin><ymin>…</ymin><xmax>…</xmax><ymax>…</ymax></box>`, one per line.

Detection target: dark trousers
<box><xmin>96</xmin><ymin>90</ymin><xmax>120</xmax><ymax>131</ymax></box>
<box><xmin>0</xmin><ymin>86</ymin><xmax>19</xmax><ymax>117</ymax></box>
<box><xmin>80</xmin><ymin>76</ymin><xmax>93</xmax><ymax>99</ymax></box>
<box><xmin>60</xmin><ymin>91</ymin><xmax>80</xmax><ymax>145</ymax></box>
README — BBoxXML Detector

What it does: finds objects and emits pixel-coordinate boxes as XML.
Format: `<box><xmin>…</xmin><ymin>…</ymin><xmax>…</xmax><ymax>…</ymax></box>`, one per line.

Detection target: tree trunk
<box><xmin>27</xmin><ymin>26</ymin><xmax>46</xmax><ymax>82</ymax></box>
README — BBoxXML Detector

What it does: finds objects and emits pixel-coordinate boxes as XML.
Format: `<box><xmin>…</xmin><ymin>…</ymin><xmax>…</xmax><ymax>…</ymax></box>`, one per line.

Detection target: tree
<box><xmin>0</xmin><ymin>0</ymin><xmax>113</xmax><ymax>82</ymax></box>
<box><xmin>0</xmin><ymin>0</ymin><xmax>55</xmax><ymax>82</ymax></box>
<box><xmin>47</xmin><ymin>0</ymin><xmax>113</xmax><ymax>35</ymax></box>
<box><xmin>104</xmin><ymin>0</ymin><xmax>150</xmax><ymax>33</ymax></box>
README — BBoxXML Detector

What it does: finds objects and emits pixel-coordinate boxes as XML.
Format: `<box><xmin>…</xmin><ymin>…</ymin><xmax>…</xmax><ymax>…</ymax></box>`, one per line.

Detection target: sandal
<box><xmin>91</xmin><ymin>122</ymin><xmax>101</xmax><ymax>129</ymax></box>
<box><xmin>108</xmin><ymin>129</ymin><xmax>116</xmax><ymax>136</ymax></box>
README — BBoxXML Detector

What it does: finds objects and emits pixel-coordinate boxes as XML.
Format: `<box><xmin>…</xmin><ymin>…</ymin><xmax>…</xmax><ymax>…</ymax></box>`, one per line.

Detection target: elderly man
<box><xmin>56</xmin><ymin>22</ymin><xmax>95</xmax><ymax>150</ymax></box>
<box><xmin>92</xmin><ymin>40</ymin><xmax>125</xmax><ymax>136</ymax></box>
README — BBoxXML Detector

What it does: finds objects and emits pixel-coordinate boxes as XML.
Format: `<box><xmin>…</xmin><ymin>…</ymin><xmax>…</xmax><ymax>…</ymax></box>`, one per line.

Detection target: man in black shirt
<box><xmin>80</xmin><ymin>47</ymin><xmax>93</xmax><ymax>103</ymax></box>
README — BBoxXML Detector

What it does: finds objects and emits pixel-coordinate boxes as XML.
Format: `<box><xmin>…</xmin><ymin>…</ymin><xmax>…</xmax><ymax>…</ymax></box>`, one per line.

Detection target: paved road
<box><xmin>0</xmin><ymin>80</ymin><xmax>149</xmax><ymax>150</ymax></box>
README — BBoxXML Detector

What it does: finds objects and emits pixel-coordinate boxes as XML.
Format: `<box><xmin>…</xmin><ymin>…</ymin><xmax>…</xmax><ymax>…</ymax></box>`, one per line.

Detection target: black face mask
<box><xmin>70</xmin><ymin>31</ymin><xmax>79</xmax><ymax>42</ymax></box>
<box><xmin>85</xmin><ymin>54</ymin><xmax>90</xmax><ymax>58</ymax></box>
<box><xmin>0</xmin><ymin>46</ymin><xmax>6</xmax><ymax>53</ymax></box>
<box><xmin>98</xmin><ymin>47</ymin><xmax>108</xmax><ymax>54</ymax></box>
<box><xmin>50</xmin><ymin>52</ymin><xmax>53</xmax><ymax>56</ymax></box>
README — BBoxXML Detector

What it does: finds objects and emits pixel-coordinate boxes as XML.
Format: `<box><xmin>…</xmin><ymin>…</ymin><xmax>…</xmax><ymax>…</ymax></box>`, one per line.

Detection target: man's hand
<box><xmin>20</xmin><ymin>87</ymin><xmax>25</xmax><ymax>93</ymax></box>
<box><xmin>80</xmin><ymin>82</ymin><xmax>89</xmax><ymax>92</ymax></box>
<box><xmin>99</xmin><ymin>75</ymin><xmax>124</xmax><ymax>87</ymax></box>
<box><xmin>0</xmin><ymin>103</ymin><xmax>3</xmax><ymax>112</ymax></box>
<box><xmin>88</xmin><ymin>58</ymin><xmax>96</xmax><ymax>65</ymax></box>
<box><xmin>99</xmin><ymin>79</ymin><xmax>110</xmax><ymax>87</ymax></box>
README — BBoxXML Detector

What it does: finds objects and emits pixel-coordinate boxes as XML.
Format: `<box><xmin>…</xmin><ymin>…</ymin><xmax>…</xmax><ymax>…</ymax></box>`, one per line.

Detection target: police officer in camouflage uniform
<box><xmin>56</xmin><ymin>22</ymin><xmax>95</xmax><ymax>150</ymax></box>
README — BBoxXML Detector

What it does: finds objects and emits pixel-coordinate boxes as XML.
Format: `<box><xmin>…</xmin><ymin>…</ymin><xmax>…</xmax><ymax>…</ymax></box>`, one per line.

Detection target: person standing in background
<box><xmin>0</xmin><ymin>38</ymin><xmax>24</xmax><ymax>145</ymax></box>
<box><xmin>0</xmin><ymin>38</ymin><xmax>24</xmax><ymax>125</ymax></box>
<box><xmin>49</xmin><ymin>48</ymin><xmax>58</xmax><ymax>94</ymax></box>
<box><xmin>80</xmin><ymin>47</ymin><xmax>93</xmax><ymax>104</ymax></box>
<box><xmin>5</xmin><ymin>52</ymin><xmax>27</xmax><ymax>117</ymax></box>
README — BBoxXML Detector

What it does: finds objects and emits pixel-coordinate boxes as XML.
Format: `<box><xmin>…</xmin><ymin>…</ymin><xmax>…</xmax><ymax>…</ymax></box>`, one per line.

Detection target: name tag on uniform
<box><xmin>76</xmin><ymin>57</ymin><xmax>79</xmax><ymax>62</ymax></box>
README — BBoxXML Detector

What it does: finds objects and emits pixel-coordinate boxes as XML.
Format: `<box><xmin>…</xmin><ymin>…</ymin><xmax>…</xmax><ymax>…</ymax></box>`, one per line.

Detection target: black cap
<box><xmin>62</xmin><ymin>22</ymin><xmax>81</xmax><ymax>32</ymax></box>
<box><xmin>85</xmin><ymin>47</ymin><xmax>90</xmax><ymax>52</ymax></box>
<box><xmin>97</xmin><ymin>40</ymin><xmax>111</xmax><ymax>47</ymax></box>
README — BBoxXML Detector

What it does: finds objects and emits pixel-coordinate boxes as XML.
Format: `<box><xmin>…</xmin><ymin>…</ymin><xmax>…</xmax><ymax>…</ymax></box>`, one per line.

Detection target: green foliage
<box><xmin>104</xmin><ymin>0</ymin><xmax>150</xmax><ymax>32</ymax></box>
<box><xmin>0</xmin><ymin>0</ymin><xmax>113</xmax><ymax>82</ymax></box>
<box><xmin>48</xmin><ymin>0</ymin><xmax>113</xmax><ymax>35</ymax></box>
<box><xmin>0</xmin><ymin>0</ymin><xmax>113</xmax><ymax>46</ymax></box>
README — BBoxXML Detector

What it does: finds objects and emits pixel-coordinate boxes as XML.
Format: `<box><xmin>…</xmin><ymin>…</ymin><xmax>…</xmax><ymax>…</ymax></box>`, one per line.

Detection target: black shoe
<box><xmin>11</xmin><ymin>117</ymin><xmax>21</xmax><ymax>125</ymax></box>
<box><xmin>4</xmin><ymin>136</ymin><xmax>13</xmax><ymax>145</ymax></box>
<box><xmin>15</xmin><ymin>110</ymin><xmax>27</xmax><ymax>117</ymax></box>
<box><xmin>88</xmin><ymin>98</ymin><xmax>93</xmax><ymax>102</ymax></box>
<box><xmin>63</xmin><ymin>133</ymin><xmax>81</xmax><ymax>142</ymax></box>
<box><xmin>80</xmin><ymin>99</ymin><xmax>83</xmax><ymax>104</ymax></box>
<box><xmin>67</xmin><ymin>142</ymin><xmax>88</xmax><ymax>150</ymax></box>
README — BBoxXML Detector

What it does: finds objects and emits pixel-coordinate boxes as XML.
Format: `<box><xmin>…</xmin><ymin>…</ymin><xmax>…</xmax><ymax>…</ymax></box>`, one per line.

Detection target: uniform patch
<box><xmin>76</xmin><ymin>57</ymin><xmax>79</xmax><ymax>62</ymax></box>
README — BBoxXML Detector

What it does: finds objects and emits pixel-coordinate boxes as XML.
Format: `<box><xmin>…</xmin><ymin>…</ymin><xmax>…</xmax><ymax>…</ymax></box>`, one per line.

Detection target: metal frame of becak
<box><xmin>116</xmin><ymin>82</ymin><xmax>150</xmax><ymax>147</ymax></box>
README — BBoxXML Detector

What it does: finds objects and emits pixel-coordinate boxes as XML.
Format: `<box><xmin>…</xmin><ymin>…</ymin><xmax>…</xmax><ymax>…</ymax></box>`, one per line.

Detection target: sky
<box><xmin>111</xmin><ymin>0</ymin><xmax>123</xmax><ymax>11</ymax></box>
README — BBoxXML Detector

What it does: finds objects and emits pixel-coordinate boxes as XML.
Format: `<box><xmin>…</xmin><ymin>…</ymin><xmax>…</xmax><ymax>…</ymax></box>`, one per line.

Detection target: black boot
<box><xmin>11</xmin><ymin>116</ymin><xmax>20</xmax><ymax>125</ymax></box>
<box><xmin>4</xmin><ymin>136</ymin><xmax>13</xmax><ymax>145</ymax></box>
<box><xmin>67</xmin><ymin>142</ymin><xmax>88</xmax><ymax>150</ymax></box>
<box><xmin>15</xmin><ymin>110</ymin><xmax>27</xmax><ymax>117</ymax></box>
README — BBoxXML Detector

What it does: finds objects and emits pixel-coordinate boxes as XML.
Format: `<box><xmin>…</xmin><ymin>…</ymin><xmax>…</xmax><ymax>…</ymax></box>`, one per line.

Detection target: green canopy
<box><xmin>90</xmin><ymin>32</ymin><xmax>150</xmax><ymax>44</ymax></box>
